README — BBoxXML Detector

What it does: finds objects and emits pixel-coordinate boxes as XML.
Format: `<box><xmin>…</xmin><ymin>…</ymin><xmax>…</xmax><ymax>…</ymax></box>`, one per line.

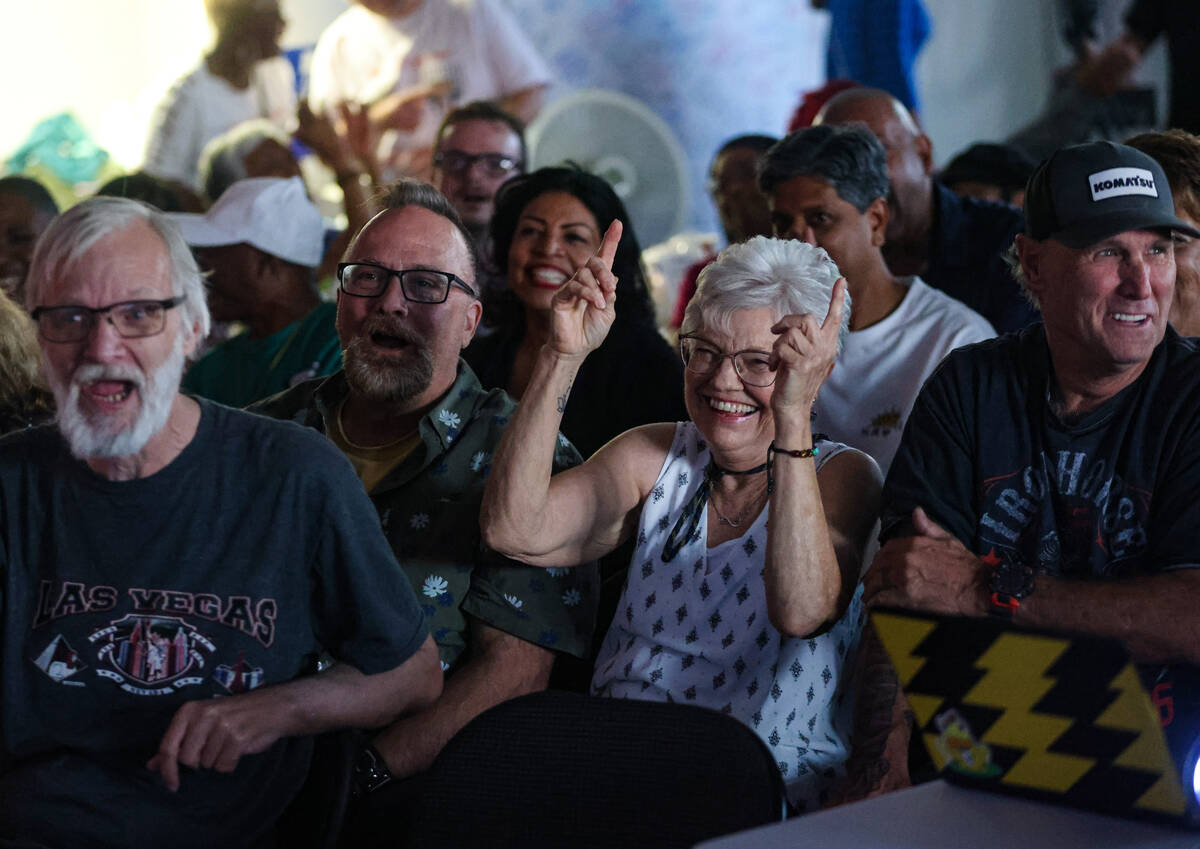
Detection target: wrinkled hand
<box><xmin>146</xmin><ymin>690</ymin><xmax>294</xmax><ymax>792</ymax></box>
<box><xmin>547</xmin><ymin>221</ymin><xmax>622</xmax><ymax>359</ymax></box>
<box><xmin>769</xmin><ymin>276</ymin><xmax>845</xmax><ymax>424</ymax></box>
<box><xmin>863</xmin><ymin>507</ymin><xmax>988</xmax><ymax>616</ymax></box>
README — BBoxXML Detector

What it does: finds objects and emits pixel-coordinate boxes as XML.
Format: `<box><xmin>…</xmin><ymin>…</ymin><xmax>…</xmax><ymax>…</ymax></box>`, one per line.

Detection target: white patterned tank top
<box><xmin>591</xmin><ymin>421</ymin><xmax>865</xmax><ymax>812</ymax></box>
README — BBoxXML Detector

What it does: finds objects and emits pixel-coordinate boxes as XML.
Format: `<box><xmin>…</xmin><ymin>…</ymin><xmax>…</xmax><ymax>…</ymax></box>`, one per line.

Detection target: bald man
<box><xmin>816</xmin><ymin>88</ymin><xmax>1038</xmax><ymax>334</ymax></box>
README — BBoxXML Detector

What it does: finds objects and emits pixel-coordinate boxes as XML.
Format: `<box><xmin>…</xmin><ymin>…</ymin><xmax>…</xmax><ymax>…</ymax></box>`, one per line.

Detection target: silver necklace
<box><xmin>708</xmin><ymin>480</ymin><xmax>767</xmax><ymax>527</ymax></box>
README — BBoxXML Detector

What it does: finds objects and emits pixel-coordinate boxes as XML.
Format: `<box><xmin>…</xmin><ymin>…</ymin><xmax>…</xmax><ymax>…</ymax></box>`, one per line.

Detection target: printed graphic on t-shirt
<box><xmin>977</xmin><ymin>449</ymin><xmax>1150</xmax><ymax>577</ymax></box>
<box><xmin>863</xmin><ymin>408</ymin><xmax>903</xmax><ymax>438</ymax></box>
<box><xmin>88</xmin><ymin>615</ymin><xmax>216</xmax><ymax>696</ymax></box>
<box><xmin>31</xmin><ymin>634</ymin><xmax>86</xmax><ymax>685</ymax></box>
<box><xmin>214</xmin><ymin>652</ymin><xmax>265</xmax><ymax>694</ymax></box>
<box><xmin>31</xmin><ymin>579</ymin><xmax>280</xmax><ymax>696</ymax></box>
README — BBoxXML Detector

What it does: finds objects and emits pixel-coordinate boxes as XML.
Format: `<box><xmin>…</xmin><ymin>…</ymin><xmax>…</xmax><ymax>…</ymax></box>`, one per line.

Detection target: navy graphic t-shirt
<box><xmin>882</xmin><ymin>324</ymin><xmax>1200</xmax><ymax>763</ymax></box>
<box><xmin>0</xmin><ymin>400</ymin><xmax>428</xmax><ymax>849</ymax></box>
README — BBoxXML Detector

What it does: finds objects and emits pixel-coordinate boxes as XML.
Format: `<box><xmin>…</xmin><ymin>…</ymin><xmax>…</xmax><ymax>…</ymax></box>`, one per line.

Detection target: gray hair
<box><xmin>367</xmin><ymin>178</ymin><xmax>479</xmax><ymax>284</ymax></box>
<box><xmin>25</xmin><ymin>196</ymin><xmax>211</xmax><ymax>338</ymax></box>
<box><xmin>758</xmin><ymin>124</ymin><xmax>890</xmax><ymax>213</ymax></box>
<box><xmin>198</xmin><ymin>119</ymin><xmax>292</xmax><ymax>203</ymax></box>
<box><xmin>681</xmin><ymin>236</ymin><xmax>851</xmax><ymax>354</ymax></box>
<box><xmin>1002</xmin><ymin>239</ymin><xmax>1040</xmax><ymax>309</ymax></box>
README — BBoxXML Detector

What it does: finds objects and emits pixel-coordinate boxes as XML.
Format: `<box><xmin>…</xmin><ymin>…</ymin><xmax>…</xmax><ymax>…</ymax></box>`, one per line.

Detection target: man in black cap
<box><xmin>864</xmin><ymin>140</ymin><xmax>1200</xmax><ymax>774</ymax></box>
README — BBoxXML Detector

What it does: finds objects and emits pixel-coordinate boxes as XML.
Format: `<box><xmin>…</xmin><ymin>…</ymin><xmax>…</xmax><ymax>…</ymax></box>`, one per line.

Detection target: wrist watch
<box><xmin>351</xmin><ymin>742</ymin><xmax>394</xmax><ymax>799</ymax></box>
<box><xmin>989</xmin><ymin>552</ymin><xmax>1036</xmax><ymax>618</ymax></box>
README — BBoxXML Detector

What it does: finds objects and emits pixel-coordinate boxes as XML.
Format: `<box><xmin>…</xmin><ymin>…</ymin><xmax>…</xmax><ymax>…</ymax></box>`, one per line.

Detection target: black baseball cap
<box><xmin>1023</xmin><ymin>140</ymin><xmax>1200</xmax><ymax>248</ymax></box>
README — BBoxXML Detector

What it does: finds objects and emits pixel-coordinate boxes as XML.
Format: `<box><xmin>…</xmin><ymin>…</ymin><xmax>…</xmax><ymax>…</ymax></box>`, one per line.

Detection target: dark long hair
<box><xmin>485</xmin><ymin>164</ymin><xmax>657</xmax><ymax>331</ymax></box>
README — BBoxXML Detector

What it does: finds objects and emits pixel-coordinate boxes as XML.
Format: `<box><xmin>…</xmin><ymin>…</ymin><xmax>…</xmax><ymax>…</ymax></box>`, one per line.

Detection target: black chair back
<box><xmin>406</xmin><ymin>690</ymin><xmax>787</xmax><ymax>849</ymax></box>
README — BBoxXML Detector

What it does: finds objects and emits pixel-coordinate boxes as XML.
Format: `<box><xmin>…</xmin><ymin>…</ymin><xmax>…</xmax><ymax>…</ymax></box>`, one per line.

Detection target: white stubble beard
<box><xmin>45</xmin><ymin>334</ymin><xmax>187</xmax><ymax>461</ymax></box>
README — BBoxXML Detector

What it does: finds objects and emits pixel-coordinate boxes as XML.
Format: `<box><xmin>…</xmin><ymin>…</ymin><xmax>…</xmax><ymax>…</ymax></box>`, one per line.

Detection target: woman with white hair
<box><xmin>481</xmin><ymin>233</ymin><xmax>882</xmax><ymax>811</ymax></box>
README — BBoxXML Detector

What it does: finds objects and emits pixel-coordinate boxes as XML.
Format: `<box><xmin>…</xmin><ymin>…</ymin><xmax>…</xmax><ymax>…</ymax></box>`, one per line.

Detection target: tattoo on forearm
<box><xmin>556</xmin><ymin>380</ymin><xmax>573</xmax><ymax>415</ymax></box>
<box><xmin>837</xmin><ymin>624</ymin><xmax>908</xmax><ymax>801</ymax></box>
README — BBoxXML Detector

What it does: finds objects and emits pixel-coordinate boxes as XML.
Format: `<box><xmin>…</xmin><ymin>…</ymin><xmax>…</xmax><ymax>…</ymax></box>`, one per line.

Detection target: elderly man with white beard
<box><xmin>0</xmin><ymin>196</ymin><xmax>443</xmax><ymax>849</ymax></box>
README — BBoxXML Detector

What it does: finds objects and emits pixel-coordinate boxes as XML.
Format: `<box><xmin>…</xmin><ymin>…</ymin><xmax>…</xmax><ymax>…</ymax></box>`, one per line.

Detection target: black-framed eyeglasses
<box><xmin>432</xmin><ymin>150</ymin><xmax>521</xmax><ymax>178</ymax></box>
<box><xmin>31</xmin><ymin>296</ymin><xmax>186</xmax><ymax>343</ymax></box>
<box><xmin>678</xmin><ymin>334</ymin><xmax>777</xmax><ymax>387</ymax></box>
<box><xmin>337</xmin><ymin>262</ymin><xmax>477</xmax><ymax>303</ymax></box>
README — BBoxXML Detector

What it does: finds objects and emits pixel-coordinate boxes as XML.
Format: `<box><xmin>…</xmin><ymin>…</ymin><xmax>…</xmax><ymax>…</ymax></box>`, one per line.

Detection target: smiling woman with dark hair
<box><xmin>464</xmin><ymin>165</ymin><xmax>685</xmax><ymax>459</ymax></box>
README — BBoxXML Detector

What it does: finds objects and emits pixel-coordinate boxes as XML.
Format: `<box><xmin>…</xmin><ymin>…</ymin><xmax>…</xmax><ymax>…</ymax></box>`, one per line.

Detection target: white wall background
<box><xmin>0</xmin><ymin>0</ymin><xmax>1168</xmax><ymax>229</ymax></box>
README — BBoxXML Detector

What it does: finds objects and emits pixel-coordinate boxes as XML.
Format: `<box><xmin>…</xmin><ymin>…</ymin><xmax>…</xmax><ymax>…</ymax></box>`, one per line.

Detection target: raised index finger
<box><xmin>821</xmin><ymin>276</ymin><xmax>847</xmax><ymax>334</ymax></box>
<box><xmin>597</xmin><ymin>220</ymin><xmax>623</xmax><ymax>271</ymax></box>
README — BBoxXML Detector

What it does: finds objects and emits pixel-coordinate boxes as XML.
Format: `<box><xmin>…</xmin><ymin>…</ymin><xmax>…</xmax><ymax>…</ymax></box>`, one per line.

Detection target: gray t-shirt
<box><xmin>0</xmin><ymin>400</ymin><xmax>428</xmax><ymax>849</ymax></box>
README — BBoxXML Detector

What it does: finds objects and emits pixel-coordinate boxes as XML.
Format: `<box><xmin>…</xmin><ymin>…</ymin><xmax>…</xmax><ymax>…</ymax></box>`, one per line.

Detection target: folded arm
<box><xmin>866</xmin><ymin>509</ymin><xmax>1200</xmax><ymax>666</ymax></box>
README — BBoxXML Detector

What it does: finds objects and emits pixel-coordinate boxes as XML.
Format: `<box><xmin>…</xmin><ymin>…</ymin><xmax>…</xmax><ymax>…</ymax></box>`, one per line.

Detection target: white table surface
<box><xmin>695</xmin><ymin>780</ymin><xmax>1200</xmax><ymax>849</ymax></box>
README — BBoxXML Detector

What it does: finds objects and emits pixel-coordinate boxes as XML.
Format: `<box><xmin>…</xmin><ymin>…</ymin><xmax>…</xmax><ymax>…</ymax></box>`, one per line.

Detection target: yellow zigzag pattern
<box><xmin>965</xmin><ymin>633</ymin><xmax>1094</xmax><ymax>792</ymax></box>
<box><xmin>1095</xmin><ymin>664</ymin><xmax>1187</xmax><ymax>815</ymax></box>
<box><xmin>873</xmin><ymin>612</ymin><xmax>1184</xmax><ymax>812</ymax></box>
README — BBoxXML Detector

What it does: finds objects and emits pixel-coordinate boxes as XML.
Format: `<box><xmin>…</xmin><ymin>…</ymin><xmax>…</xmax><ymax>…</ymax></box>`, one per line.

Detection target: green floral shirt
<box><xmin>251</xmin><ymin>362</ymin><xmax>598</xmax><ymax>671</ymax></box>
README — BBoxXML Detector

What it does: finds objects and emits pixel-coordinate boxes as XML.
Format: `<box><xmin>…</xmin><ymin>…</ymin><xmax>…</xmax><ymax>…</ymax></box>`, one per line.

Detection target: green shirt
<box><xmin>183</xmin><ymin>302</ymin><xmax>342</xmax><ymax>408</ymax></box>
<box><xmin>250</xmin><ymin>363</ymin><xmax>599</xmax><ymax>671</ymax></box>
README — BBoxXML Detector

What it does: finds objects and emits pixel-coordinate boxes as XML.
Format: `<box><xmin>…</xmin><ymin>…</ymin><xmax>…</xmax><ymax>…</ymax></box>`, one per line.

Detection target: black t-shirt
<box><xmin>0</xmin><ymin>400</ymin><xmax>428</xmax><ymax>849</ymax></box>
<box><xmin>882</xmin><ymin>326</ymin><xmax>1200</xmax><ymax>762</ymax></box>
<box><xmin>882</xmin><ymin>325</ymin><xmax>1200</xmax><ymax>575</ymax></box>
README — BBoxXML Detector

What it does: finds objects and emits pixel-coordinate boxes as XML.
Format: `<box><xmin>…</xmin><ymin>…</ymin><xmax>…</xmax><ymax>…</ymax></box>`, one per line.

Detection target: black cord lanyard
<box><xmin>660</xmin><ymin>458</ymin><xmax>767</xmax><ymax>563</ymax></box>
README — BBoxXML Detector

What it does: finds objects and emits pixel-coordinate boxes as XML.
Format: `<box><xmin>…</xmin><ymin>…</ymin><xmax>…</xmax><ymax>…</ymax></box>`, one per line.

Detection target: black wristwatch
<box><xmin>351</xmin><ymin>743</ymin><xmax>394</xmax><ymax>799</ymax></box>
<box><xmin>989</xmin><ymin>552</ymin><xmax>1036</xmax><ymax>618</ymax></box>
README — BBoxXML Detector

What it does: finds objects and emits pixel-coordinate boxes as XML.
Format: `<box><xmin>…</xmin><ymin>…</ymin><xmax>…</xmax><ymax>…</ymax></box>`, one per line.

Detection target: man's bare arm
<box><xmin>148</xmin><ymin>635</ymin><xmax>443</xmax><ymax>791</ymax></box>
<box><xmin>866</xmin><ymin>508</ymin><xmax>1200</xmax><ymax>666</ymax></box>
<box><xmin>1016</xmin><ymin>568</ymin><xmax>1200</xmax><ymax>665</ymax></box>
<box><xmin>369</xmin><ymin>621</ymin><xmax>554</xmax><ymax>780</ymax></box>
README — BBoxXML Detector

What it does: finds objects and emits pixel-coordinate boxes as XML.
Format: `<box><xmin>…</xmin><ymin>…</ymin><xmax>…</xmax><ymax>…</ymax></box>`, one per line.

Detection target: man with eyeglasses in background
<box><xmin>431</xmin><ymin>100</ymin><xmax>525</xmax><ymax>298</ymax></box>
<box><xmin>252</xmin><ymin>179</ymin><xmax>596</xmax><ymax>844</ymax></box>
<box><xmin>1</xmin><ymin>196</ymin><xmax>442</xmax><ymax>848</ymax></box>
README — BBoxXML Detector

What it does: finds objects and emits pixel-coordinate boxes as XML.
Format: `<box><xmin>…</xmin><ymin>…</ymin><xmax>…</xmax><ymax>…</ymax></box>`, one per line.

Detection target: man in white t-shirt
<box><xmin>307</xmin><ymin>0</ymin><xmax>551</xmax><ymax>180</ymax></box>
<box><xmin>760</xmin><ymin>124</ymin><xmax>996</xmax><ymax>475</ymax></box>
<box><xmin>143</xmin><ymin>0</ymin><xmax>297</xmax><ymax>192</ymax></box>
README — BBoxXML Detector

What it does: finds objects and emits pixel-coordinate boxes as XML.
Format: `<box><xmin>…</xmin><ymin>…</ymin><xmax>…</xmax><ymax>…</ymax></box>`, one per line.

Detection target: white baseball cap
<box><xmin>169</xmin><ymin>176</ymin><xmax>323</xmax><ymax>267</ymax></box>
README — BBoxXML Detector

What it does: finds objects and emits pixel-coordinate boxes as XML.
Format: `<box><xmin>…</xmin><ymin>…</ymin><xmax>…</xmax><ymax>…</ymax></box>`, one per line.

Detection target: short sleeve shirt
<box><xmin>0</xmin><ymin>400</ymin><xmax>427</xmax><ymax>848</ymax></box>
<box><xmin>882</xmin><ymin>325</ymin><xmax>1200</xmax><ymax>577</ymax></box>
<box><xmin>251</xmin><ymin>363</ymin><xmax>599</xmax><ymax>671</ymax></box>
<box><xmin>182</xmin><ymin>302</ymin><xmax>343</xmax><ymax>409</ymax></box>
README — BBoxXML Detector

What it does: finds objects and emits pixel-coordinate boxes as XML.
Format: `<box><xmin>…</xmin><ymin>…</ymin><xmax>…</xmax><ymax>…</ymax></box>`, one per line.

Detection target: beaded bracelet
<box><xmin>768</xmin><ymin>441</ymin><xmax>819</xmax><ymax>459</ymax></box>
<box><xmin>766</xmin><ymin>440</ymin><xmax>818</xmax><ymax>494</ymax></box>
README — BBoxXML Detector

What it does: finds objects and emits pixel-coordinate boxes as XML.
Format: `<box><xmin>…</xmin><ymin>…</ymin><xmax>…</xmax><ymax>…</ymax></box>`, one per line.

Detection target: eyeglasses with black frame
<box><xmin>337</xmin><ymin>262</ymin><xmax>478</xmax><ymax>303</ymax></box>
<box><xmin>432</xmin><ymin>150</ymin><xmax>521</xmax><ymax>178</ymax></box>
<box><xmin>678</xmin><ymin>334</ymin><xmax>777</xmax><ymax>387</ymax></box>
<box><xmin>31</xmin><ymin>296</ymin><xmax>186</xmax><ymax>343</ymax></box>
